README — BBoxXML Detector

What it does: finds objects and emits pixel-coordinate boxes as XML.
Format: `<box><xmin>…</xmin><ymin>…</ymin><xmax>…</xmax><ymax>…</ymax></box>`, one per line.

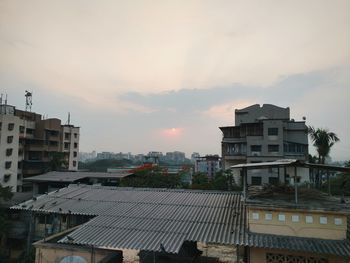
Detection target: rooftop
<box><xmin>11</xmin><ymin>184</ymin><xmax>350</xmax><ymax>256</ymax></box>
<box><xmin>11</xmin><ymin>184</ymin><xmax>245</xmax><ymax>253</ymax></box>
<box><xmin>246</xmin><ymin>185</ymin><xmax>350</xmax><ymax>212</ymax></box>
<box><xmin>23</xmin><ymin>171</ymin><xmax>133</xmax><ymax>183</ymax></box>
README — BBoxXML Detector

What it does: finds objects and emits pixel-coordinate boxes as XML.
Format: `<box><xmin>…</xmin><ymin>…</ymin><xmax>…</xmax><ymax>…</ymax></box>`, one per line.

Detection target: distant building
<box><xmin>165</xmin><ymin>151</ymin><xmax>186</xmax><ymax>163</ymax></box>
<box><xmin>194</xmin><ymin>155</ymin><xmax>221</xmax><ymax>180</ymax></box>
<box><xmin>191</xmin><ymin>152</ymin><xmax>200</xmax><ymax>163</ymax></box>
<box><xmin>219</xmin><ymin>104</ymin><xmax>308</xmax><ymax>185</ymax></box>
<box><xmin>0</xmin><ymin>102</ymin><xmax>80</xmax><ymax>192</ymax></box>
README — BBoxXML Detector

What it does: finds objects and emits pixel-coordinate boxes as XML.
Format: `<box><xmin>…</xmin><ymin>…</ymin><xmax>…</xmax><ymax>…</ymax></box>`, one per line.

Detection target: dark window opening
<box><xmin>268</xmin><ymin>145</ymin><xmax>279</xmax><ymax>152</ymax></box>
<box><xmin>6</xmin><ymin>148</ymin><xmax>13</xmax><ymax>156</ymax></box>
<box><xmin>268</xmin><ymin>127</ymin><xmax>278</xmax><ymax>136</ymax></box>
<box><xmin>251</xmin><ymin>176</ymin><xmax>262</xmax><ymax>185</ymax></box>
<box><xmin>5</xmin><ymin>161</ymin><xmax>12</xmax><ymax>169</ymax></box>
<box><xmin>251</xmin><ymin>145</ymin><xmax>262</xmax><ymax>152</ymax></box>
<box><xmin>7</xmin><ymin>136</ymin><xmax>13</xmax><ymax>143</ymax></box>
<box><xmin>8</xmin><ymin>123</ymin><xmax>14</xmax><ymax>131</ymax></box>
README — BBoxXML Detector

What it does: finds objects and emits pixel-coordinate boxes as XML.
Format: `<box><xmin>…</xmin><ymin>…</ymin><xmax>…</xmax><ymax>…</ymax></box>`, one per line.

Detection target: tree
<box><xmin>308</xmin><ymin>126</ymin><xmax>339</xmax><ymax>188</ymax></box>
<box><xmin>308</xmin><ymin>126</ymin><xmax>339</xmax><ymax>164</ymax></box>
<box><xmin>0</xmin><ymin>184</ymin><xmax>13</xmax><ymax>259</ymax></box>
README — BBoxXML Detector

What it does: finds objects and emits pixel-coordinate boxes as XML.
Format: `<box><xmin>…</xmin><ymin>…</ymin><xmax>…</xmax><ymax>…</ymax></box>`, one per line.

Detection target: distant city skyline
<box><xmin>1</xmin><ymin>1</ymin><xmax>349</xmax><ymax>161</ymax></box>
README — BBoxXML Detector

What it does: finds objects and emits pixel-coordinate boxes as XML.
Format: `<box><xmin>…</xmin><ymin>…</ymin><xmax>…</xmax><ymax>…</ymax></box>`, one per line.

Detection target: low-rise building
<box><xmin>220</xmin><ymin>104</ymin><xmax>308</xmax><ymax>185</ymax></box>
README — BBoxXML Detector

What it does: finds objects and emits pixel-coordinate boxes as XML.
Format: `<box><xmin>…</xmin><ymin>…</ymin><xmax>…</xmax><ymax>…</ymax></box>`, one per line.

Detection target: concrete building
<box><xmin>0</xmin><ymin>101</ymin><xmax>80</xmax><ymax>192</ymax></box>
<box><xmin>220</xmin><ymin>104</ymin><xmax>308</xmax><ymax>185</ymax></box>
<box><xmin>0</xmin><ymin>104</ymin><xmax>21</xmax><ymax>192</ymax></box>
<box><xmin>194</xmin><ymin>155</ymin><xmax>221</xmax><ymax>180</ymax></box>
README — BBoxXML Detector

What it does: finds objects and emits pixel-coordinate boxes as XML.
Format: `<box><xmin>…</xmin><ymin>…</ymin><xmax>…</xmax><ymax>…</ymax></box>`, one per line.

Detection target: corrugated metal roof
<box><xmin>245</xmin><ymin>233</ymin><xmax>350</xmax><ymax>257</ymax></box>
<box><xmin>11</xmin><ymin>184</ymin><xmax>350</xmax><ymax>256</ymax></box>
<box><xmin>23</xmin><ymin>171</ymin><xmax>132</xmax><ymax>183</ymax></box>
<box><xmin>11</xmin><ymin>184</ymin><xmax>246</xmax><ymax>253</ymax></box>
<box><xmin>230</xmin><ymin>159</ymin><xmax>299</xmax><ymax>169</ymax></box>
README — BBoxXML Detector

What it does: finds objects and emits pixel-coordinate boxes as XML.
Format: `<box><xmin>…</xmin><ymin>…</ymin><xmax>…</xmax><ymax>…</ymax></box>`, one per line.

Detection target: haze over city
<box><xmin>1</xmin><ymin>0</ymin><xmax>349</xmax><ymax>160</ymax></box>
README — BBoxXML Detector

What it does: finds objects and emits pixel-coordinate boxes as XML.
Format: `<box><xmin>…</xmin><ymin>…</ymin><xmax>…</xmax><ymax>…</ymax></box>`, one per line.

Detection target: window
<box><xmin>64</xmin><ymin>133</ymin><xmax>70</xmax><ymax>140</ymax></box>
<box><xmin>252</xmin><ymin>212</ymin><xmax>259</xmax><ymax>220</ymax></box>
<box><xmin>334</xmin><ymin>218</ymin><xmax>342</xmax><ymax>225</ymax></box>
<box><xmin>19</xmin><ymin>126</ymin><xmax>25</xmax><ymax>133</ymax></box>
<box><xmin>268</xmin><ymin>177</ymin><xmax>278</xmax><ymax>185</ymax></box>
<box><xmin>73</xmin><ymin>161</ymin><xmax>77</xmax><ymax>167</ymax></box>
<box><xmin>268</xmin><ymin>144</ymin><xmax>279</xmax><ymax>152</ymax></box>
<box><xmin>5</xmin><ymin>161</ymin><xmax>12</xmax><ymax>169</ymax></box>
<box><xmin>268</xmin><ymin>127</ymin><xmax>278</xmax><ymax>136</ymax></box>
<box><xmin>6</xmin><ymin>148</ymin><xmax>13</xmax><ymax>156</ymax></box>
<box><xmin>73</xmin><ymin>151</ymin><xmax>77</xmax><ymax>157</ymax></box>
<box><xmin>8</xmin><ymin>123</ymin><xmax>14</xmax><ymax>131</ymax></box>
<box><xmin>17</xmin><ymin>173</ymin><xmax>22</xmax><ymax>180</ymax></box>
<box><xmin>292</xmin><ymin>215</ymin><xmax>300</xmax><ymax>222</ymax></box>
<box><xmin>278</xmin><ymin>214</ymin><xmax>285</xmax><ymax>222</ymax></box>
<box><xmin>26</xmin><ymin>128</ymin><xmax>33</xmax><ymax>134</ymax></box>
<box><xmin>251</xmin><ymin>145</ymin><xmax>262</xmax><ymax>152</ymax></box>
<box><xmin>305</xmin><ymin>215</ymin><xmax>313</xmax><ymax>224</ymax></box>
<box><xmin>4</xmin><ymin>174</ymin><xmax>11</xmax><ymax>182</ymax></box>
<box><xmin>64</xmin><ymin>142</ymin><xmax>70</xmax><ymax>149</ymax></box>
<box><xmin>265</xmin><ymin>213</ymin><xmax>272</xmax><ymax>221</ymax></box>
<box><xmin>251</xmin><ymin>176</ymin><xmax>262</xmax><ymax>185</ymax></box>
<box><xmin>0</xmin><ymin>122</ymin><xmax>2</xmax><ymax>130</ymax></box>
<box><xmin>7</xmin><ymin>136</ymin><xmax>13</xmax><ymax>143</ymax></box>
<box><xmin>320</xmin><ymin>216</ymin><xmax>327</xmax><ymax>224</ymax></box>
<box><xmin>74</xmin><ymin>133</ymin><xmax>78</xmax><ymax>138</ymax></box>
<box><xmin>266</xmin><ymin>253</ymin><xmax>328</xmax><ymax>263</ymax></box>
<box><xmin>74</xmin><ymin>142</ymin><xmax>78</xmax><ymax>148</ymax></box>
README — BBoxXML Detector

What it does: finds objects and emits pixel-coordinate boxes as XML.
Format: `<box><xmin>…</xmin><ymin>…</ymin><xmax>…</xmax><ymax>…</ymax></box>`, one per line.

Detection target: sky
<box><xmin>1</xmin><ymin>0</ymin><xmax>350</xmax><ymax>160</ymax></box>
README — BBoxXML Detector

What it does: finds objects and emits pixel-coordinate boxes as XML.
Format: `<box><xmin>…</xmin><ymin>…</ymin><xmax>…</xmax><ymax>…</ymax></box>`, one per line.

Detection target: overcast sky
<box><xmin>1</xmin><ymin>0</ymin><xmax>349</xmax><ymax>160</ymax></box>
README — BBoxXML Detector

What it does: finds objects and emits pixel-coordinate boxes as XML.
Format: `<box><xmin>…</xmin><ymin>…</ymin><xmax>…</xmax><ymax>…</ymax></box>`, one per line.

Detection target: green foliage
<box><xmin>47</xmin><ymin>152</ymin><xmax>68</xmax><ymax>171</ymax></box>
<box><xmin>79</xmin><ymin>159</ymin><xmax>134</xmax><ymax>172</ymax></box>
<box><xmin>120</xmin><ymin>166</ymin><xmax>182</xmax><ymax>188</ymax></box>
<box><xmin>308</xmin><ymin>126</ymin><xmax>340</xmax><ymax>164</ymax></box>
<box><xmin>0</xmin><ymin>184</ymin><xmax>13</xmax><ymax>259</ymax></box>
<box><xmin>191</xmin><ymin>170</ymin><xmax>241</xmax><ymax>191</ymax></box>
<box><xmin>322</xmin><ymin>173</ymin><xmax>350</xmax><ymax>196</ymax></box>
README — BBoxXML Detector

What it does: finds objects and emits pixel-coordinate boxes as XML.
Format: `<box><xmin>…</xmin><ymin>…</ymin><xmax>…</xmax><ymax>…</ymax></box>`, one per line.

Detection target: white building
<box><xmin>0</xmin><ymin>105</ymin><xmax>20</xmax><ymax>191</ymax></box>
<box><xmin>0</xmin><ymin>101</ymin><xmax>80</xmax><ymax>192</ymax></box>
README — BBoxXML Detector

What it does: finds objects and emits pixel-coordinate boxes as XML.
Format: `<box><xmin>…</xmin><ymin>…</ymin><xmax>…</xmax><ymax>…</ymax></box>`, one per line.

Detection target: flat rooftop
<box><xmin>246</xmin><ymin>186</ymin><xmax>350</xmax><ymax>212</ymax></box>
<box><xmin>23</xmin><ymin>171</ymin><xmax>133</xmax><ymax>183</ymax></box>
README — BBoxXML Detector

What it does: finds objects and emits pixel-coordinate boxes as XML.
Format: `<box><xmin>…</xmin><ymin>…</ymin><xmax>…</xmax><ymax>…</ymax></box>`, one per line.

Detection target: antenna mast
<box><xmin>25</xmin><ymin>90</ymin><xmax>33</xmax><ymax>112</ymax></box>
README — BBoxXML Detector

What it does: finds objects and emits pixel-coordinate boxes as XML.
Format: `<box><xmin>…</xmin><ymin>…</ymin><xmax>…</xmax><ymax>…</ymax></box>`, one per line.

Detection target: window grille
<box><xmin>266</xmin><ymin>253</ymin><xmax>328</xmax><ymax>263</ymax></box>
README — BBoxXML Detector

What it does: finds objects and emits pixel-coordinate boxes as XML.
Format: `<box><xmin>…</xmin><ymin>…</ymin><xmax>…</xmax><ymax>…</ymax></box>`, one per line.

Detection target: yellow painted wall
<box><xmin>248</xmin><ymin>208</ymin><xmax>347</xmax><ymax>240</ymax></box>
<box><xmin>250</xmin><ymin>247</ymin><xmax>348</xmax><ymax>263</ymax></box>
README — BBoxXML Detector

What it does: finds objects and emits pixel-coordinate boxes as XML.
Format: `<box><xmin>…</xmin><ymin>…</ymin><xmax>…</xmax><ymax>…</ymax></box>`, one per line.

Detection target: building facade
<box><xmin>0</xmin><ymin>102</ymin><xmax>80</xmax><ymax>192</ymax></box>
<box><xmin>194</xmin><ymin>155</ymin><xmax>221</xmax><ymax>180</ymax></box>
<box><xmin>220</xmin><ymin>104</ymin><xmax>308</xmax><ymax>185</ymax></box>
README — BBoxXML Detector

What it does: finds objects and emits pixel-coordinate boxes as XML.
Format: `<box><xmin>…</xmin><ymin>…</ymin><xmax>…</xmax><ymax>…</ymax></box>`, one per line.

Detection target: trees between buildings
<box><xmin>308</xmin><ymin>126</ymin><xmax>340</xmax><ymax>188</ymax></box>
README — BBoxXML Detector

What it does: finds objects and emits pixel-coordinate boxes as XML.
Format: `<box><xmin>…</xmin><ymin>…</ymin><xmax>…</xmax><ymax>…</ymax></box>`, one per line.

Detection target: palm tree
<box><xmin>308</xmin><ymin>126</ymin><xmax>339</xmax><ymax>164</ymax></box>
<box><xmin>308</xmin><ymin>126</ymin><xmax>339</xmax><ymax>188</ymax></box>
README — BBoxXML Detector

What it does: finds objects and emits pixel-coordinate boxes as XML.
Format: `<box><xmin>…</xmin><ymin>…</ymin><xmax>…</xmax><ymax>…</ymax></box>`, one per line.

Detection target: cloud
<box><xmin>1</xmin><ymin>1</ymin><xmax>349</xmax><ymax>159</ymax></box>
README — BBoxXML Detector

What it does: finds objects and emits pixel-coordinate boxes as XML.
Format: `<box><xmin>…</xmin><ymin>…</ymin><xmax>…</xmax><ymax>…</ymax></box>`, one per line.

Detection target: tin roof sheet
<box><xmin>246</xmin><ymin>233</ymin><xmax>350</xmax><ymax>257</ymax></box>
<box><xmin>11</xmin><ymin>184</ymin><xmax>350</xmax><ymax>256</ymax></box>
<box><xmin>12</xmin><ymin>184</ymin><xmax>246</xmax><ymax>253</ymax></box>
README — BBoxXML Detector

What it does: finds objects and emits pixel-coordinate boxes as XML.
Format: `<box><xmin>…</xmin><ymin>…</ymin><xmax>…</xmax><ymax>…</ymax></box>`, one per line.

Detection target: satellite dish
<box><xmin>59</xmin><ymin>256</ymin><xmax>88</xmax><ymax>263</ymax></box>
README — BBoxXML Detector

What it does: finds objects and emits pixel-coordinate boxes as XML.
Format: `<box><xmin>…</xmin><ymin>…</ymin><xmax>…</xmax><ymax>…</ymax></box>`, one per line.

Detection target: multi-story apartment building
<box><xmin>0</xmin><ymin>102</ymin><xmax>80</xmax><ymax>192</ymax></box>
<box><xmin>194</xmin><ymin>155</ymin><xmax>221</xmax><ymax>180</ymax></box>
<box><xmin>220</xmin><ymin>104</ymin><xmax>308</xmax><ymax>185</ymax></box>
